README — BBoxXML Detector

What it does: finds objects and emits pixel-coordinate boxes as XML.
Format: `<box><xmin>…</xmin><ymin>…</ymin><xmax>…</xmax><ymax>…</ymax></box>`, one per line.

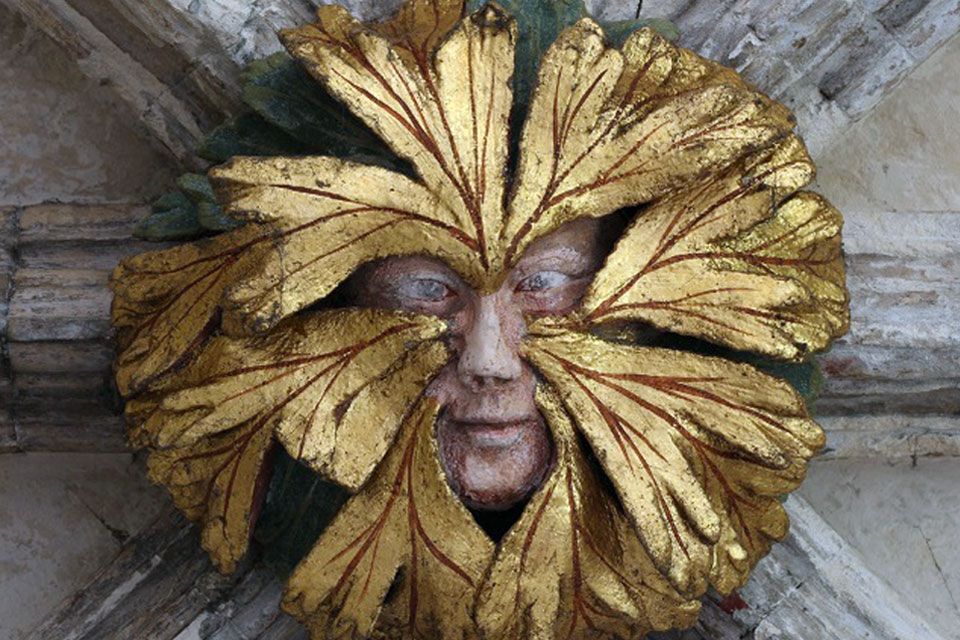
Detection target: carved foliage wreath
<box><xmin>112</xmin><ymin>1</ymin><xmax>849</xmax><ymax>638</ymax></box>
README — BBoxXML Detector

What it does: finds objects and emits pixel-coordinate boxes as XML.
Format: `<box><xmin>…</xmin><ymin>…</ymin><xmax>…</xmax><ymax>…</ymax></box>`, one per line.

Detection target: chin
<box><xmin>436</xmin><ymin>412</ymin><xmax>554</xmax><ymax>512</ymax></box>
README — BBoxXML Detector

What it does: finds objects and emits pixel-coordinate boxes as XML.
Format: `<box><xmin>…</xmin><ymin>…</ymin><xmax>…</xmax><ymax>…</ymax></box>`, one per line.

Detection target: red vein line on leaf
<box><xmin>544</xmin><ymin>351</ymin><xmax>689</xmax><ymax>557</ymax></box>
<box><xmin>539</xmin><ymin>121</ymin><xmax>668</xmax><ymax>217</ymax></box>
<box><xmin>326</xmin><ymin>431</ymin><xmax>413</xmax><ymax>600</ymax></box>
<box><xmin>563</xmin><ymin>466</ymin><xmax>617</xmax><ymax>639</ymax></box>
<box><xmin>268</xmin><ymin>185</ymin><xmax>478</xmax><ymax>250</ymax></box>
<box><xmin>506</xmin><ymin>481</ymin><xmax>556</xmax><ymax>639</ymax></box>
<box><xmin>308</xmin><ymin>24</ymin><xmax>487</xmax><ymax>261</ymax></box>
<box><xmin>506</xmin><ymin>67</ymin><xmax>662</xmax><ymax>265</ymax></box>
<box><xmin>408</xmin><ymin>38</ymin><xmax>483</xmax><ymax>257</ymax></box>
<box><xmin>542</xmin><ymin>347</ymin><xmax>793</xmax><ymax>556</ymax></box>
<box><xmin>325</xmin><ymin>57</ymin><xmax>480</xmax><ymax>236</ymax></box>
<box><xmin>122</xmin><ymin>261</ymin><xmax>233</xmax><ymax>381</ymax></box>
<box><xmin>560</xmin><ymin>69</ymin><xmax>609</xmax><ymax>148</ymax></box>
<box><xmin>607</xmin><ymin>372</ymin><xmax>797</xmax><ymax>438</ymax></box>
<box><xmin>404</xmin><ymin>415</ymin><xmax>475</xmax><ymax>636</ymax></box>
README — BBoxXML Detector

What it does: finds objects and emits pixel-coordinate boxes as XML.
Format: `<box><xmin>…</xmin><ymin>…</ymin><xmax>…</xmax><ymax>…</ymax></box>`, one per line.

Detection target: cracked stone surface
<box><xmin>0</xmin><ymin>453</ymin><xmax>166</xmax><ymax>640</ymax></box>
<box><xmin>0</xmin><ymin>4</ymin><xmax>175</xmax><ymax>206</ymax></box>
<box><xmin>800</xmin><ymin>458</ymin><xmax>960</xmax><ymax>640</ymax></box>
<box><xmin>800</xmin><ymin>30</ymin><xmax>960</xmax><ymax>640</ymax></box>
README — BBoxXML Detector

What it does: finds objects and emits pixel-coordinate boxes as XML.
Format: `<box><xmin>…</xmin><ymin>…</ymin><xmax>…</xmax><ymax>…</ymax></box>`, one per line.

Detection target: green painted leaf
<box><xmin>134</xmin><ymin>191</ymin><xmax>204</xmax><ymax>241</ymax></box>
<box><xmin>198</xmin><ymin>112</ymin><xmax>309</xmax><ymax>163</ymax></box>
<box><xmin>254</xmin><ymin>449</ymin><xmax>349</xmax><ymax>577</ymax></box>
<box><xmin>176</xmin><ymin>173</ymin><xmax>242</xmax><ymax>232</ymax></box>
<box><xmin>242</xmin><ymin>53</ymin><xmax>395</xmax><ymax>161</ymax></box>
<box><xmin>176</xmin><ymin>173</ymin><xmax>217</xmax><ymax>203</ymax></box>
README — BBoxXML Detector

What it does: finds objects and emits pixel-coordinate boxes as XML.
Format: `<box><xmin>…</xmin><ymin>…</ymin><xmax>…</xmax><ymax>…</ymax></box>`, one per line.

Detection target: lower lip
<box><xmin>451</xmin><ymin>420</ymin><xmax>534</xmax><ymax>448</ymax></box>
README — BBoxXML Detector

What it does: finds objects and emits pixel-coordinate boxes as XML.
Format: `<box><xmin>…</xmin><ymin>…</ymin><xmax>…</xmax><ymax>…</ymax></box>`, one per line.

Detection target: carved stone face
<box><xmin>112</xmin><ymin>2</ymin><xmax>849</xmax><ymax>636</ymax></box>
<box><xmin>350</xmin><ymin>218</ymin><xmax>607</xmax><ymax>510</ymax></box>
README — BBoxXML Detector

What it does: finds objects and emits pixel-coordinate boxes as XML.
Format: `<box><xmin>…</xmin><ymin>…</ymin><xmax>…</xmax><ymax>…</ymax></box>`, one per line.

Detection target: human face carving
<box><xmin>350</xmin><ymin>218</ymin><xmax>607</xmax><ymax>511</ymax></box>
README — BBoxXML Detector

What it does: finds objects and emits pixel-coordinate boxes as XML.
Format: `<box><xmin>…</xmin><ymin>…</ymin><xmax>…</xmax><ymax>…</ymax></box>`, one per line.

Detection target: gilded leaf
<box><xmin>580</xmin><ymin>136</ymin><xmax>849</xmax><ymax>360</ymax></box>
<box><xmin>476</xmin><ymin>386</ymin><xmax>701</xmax><ymax>640</ymax></box>
<box><xmin>523</xmin><ymin>326</ymin><xmax>824</xmax><ymax>595</ymax></box>
<box><xmin>111</xmin><ymin>224</ymin><xmax>277</xmax><ymax>395</ymax></box>
<box><xmin>281</xmin><ymin>2</ymin><xmax>516</xmax><ymax>275</ymax></box>
<box><xmin>148</xmin><ymin>417</ymin><xmax>275</xmax><ymax>573</ymax></box>
<box><xmin>113</xmin><ymin>157</ymin><xmax>468</xmax><ymax>394</ymax></box>
<box><xmin>282</xmin><ymin>399</ymin><xmax>494</xmax><ymax>639</ymax></box>
<box><xmin>134</xmin><ymin>309</ymin><xmax>447</xmax><ymax>491</ymax></box>
<box><xmin>502</xmin><ymin>23</ymin><xmax>795</xmax><ymax>264</ymax></box>
<box><xmin>210</xmin><ymin>155</ymin><xmax>487</xmax><ymax>330</ymax></box>
<box><xmin>112</xmin><ymin>3</ymin><xmax>851</xmax><ymax>638</ymax></box>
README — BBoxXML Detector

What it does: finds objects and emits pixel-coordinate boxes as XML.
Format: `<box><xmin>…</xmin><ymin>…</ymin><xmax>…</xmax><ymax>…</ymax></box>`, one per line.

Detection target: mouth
<box><xmin>445</xmin><ymin>418</ymin><xmax>540</xmax><ymax>448</ymax></box>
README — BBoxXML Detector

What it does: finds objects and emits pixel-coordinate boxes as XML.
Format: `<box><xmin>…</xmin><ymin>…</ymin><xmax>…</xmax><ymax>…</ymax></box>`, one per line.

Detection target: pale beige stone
<box><xmin>800</xmin><ymin>458</ymin><xmax>960</xmax><ymax>640</ymax></box>
<box><xmin>0</xmin><ymin>5</ymin><xmax>175</xmax><ymax>206</ymax></box>
<box><xmin>7</xmin><ymin>268</ymin><xmax>112</xmax><ymax>342</ymax></box>
<box><xmin>0</xmin><ymin>453</ymin><xmax>166</xmax><ymax>640</ymax></box>
<box><xmin>814</xmin><ymin>33</ymin><xmax>960</xmax><ymax>212</ymax></box>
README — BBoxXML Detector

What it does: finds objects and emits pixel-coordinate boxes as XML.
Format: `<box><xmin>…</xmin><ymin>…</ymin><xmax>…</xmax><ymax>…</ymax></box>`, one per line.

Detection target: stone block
<box><xmin>9</xmin><ymin>340</ymin><xmax>112</xmax><ymax>377</ymax></box>
<box><xmin>7</xmin><ymin>268</ymin><xmax>113</xmax><ymax>342</ymax></box>
<box><xmin>771</xmin><ymin>77</ymin><xmax>852</xmax><ymax>158</ymax></box>
<box><xmin>17</xmin><ymin>204</ymin><xmax>162</xmax><ymax>271</ymax></box>
<box><xmin>18</xmin><ymin>204</ymin><xmax>148</xmax><ymax>244</ymax></box>
<box><xmin>818</xmin><ymin>17</ymin><xmax>914</xmax><ymax>119</ymax></box>
<box><xmin>800</xmin><ymin>457</ymin><xmax>960</xmax><ymax>640</ymax></box>
<box><xmin>15</xmin><ymin>397</ymin><xmax>127</xmax><ymax>452</ymax></box>
<box><xmin>888</xmin><ymin>0</ymin><xmax>960</xmax><ymax>61</ymax></box>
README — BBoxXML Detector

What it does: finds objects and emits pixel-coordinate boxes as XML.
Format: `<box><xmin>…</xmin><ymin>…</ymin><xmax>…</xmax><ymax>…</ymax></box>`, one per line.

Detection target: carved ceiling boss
<box><xmin>111</xmin><ymin>0</ymin><xmax>850</xmax><ymax>637</ymax></box>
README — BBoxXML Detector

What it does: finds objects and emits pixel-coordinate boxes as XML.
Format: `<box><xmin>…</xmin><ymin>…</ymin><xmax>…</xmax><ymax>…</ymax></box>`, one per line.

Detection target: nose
<box><xmin>457</xmin><ymin>293</ymin><xmax>523</xmax><ymax>386</ymax></box>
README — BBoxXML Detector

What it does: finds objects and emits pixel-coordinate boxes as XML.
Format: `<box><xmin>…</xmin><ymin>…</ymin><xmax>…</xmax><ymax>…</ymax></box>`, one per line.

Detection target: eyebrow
<box><xmin>365</xmin><ymin>259</ymin><xmax>465</xmax><ymax>289</ymax></box>
<box><xmin>515</xmin><ymin>246</ymin><xmax>599</xmax><ymax>273</ymax></box>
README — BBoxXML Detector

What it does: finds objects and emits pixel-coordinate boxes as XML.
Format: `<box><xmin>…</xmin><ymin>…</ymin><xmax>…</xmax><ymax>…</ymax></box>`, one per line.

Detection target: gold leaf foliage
<box><xmin>281</xmin><ymin>0</ymin><xmax>516</xmax><ymax>277</ymax></box>
<box><xmin>580</xmin><ymin>135</ymin><xmax>849</xmax><ymax>360</ymax></box>
<box><xmin>111</xmin><ymin>224</ymin><xmax>277</xmax><ymax>395</ymax></box>
<box><xmin>134</xmin><ymin>309</ymin><xmax>447</xmax><ymax>491</ymax></box>
<box><xmin>475</xmin><ymin>386</ymin><xmax>701</xmax><ymax>640</ymax></box>
<box><xmin>112</xmin><ymin>157</ymin><xmax>469</xmax><ymax>394</ymax></box>
<box><xmin>111</xmin><ymin>1</ymin><xmax>852</xmax><ymax>638</ymax></box>
<box><xmin>523</xmin><ymin>325</ymin><xmax>824</xmax><ymax>596</ymax></box>
<box><xmin>147</xmin><ymin>416</ymin><xmax>275</xmax><ymax>573</ymax></box>
<box><xmin>502</xmin><ymin>23</ymin><xmax>795</xmax><ymax>265</ymax></box>
<box><xmin>282</xmin><ymin>399</ymin><xmax>495</xmax><ymax>640</ymax></box>
<box><xmin>210</xmin><ymin>156</ymin><xmax>491</xmax><ymax>327</ymax></box>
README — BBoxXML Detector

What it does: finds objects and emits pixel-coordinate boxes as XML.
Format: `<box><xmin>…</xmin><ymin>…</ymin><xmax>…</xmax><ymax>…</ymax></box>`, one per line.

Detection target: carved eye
<box><xmin>396</xmin><ymin>277</ymin><xmax>455</xmax><ymax>302</ymax></box>
<box><xmin>515</xmin><ymin>271</ymin><xmax>571</xmax><ymax>293</ymax></box>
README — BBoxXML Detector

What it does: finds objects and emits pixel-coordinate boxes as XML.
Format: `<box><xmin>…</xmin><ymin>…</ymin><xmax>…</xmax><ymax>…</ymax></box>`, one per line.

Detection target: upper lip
<box><xmin>445</xmin><ymin>415</ymin><xmax>540</xmax><ymax>426</ymax></box>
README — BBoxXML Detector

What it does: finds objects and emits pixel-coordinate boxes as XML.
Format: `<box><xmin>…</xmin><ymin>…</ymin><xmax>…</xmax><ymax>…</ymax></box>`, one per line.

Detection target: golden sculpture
<box><xmin>111</xmin><ymin>0</ymin><xmax>849</xmax><ymax>638</ymax></box>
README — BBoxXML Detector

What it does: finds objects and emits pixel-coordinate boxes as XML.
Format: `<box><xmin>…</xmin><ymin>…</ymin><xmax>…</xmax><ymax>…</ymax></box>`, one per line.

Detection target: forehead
<box><xmin>515</xmin><ymin>218</ymin><xmax>605</xmax><ymax>266</ymax></box>
<box><xmin>356</xmin><ymin>217</ymin><xmax>608</xmax><ymax>285</ymax></box>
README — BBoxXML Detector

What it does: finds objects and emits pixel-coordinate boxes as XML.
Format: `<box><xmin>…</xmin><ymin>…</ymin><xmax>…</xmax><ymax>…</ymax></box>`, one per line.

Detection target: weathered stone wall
<box><xmin>0</xmin><ymin>6</ymin><xmax>173</xmax><ymax>638</ymax></box>
<box><xmin>0</xmin><ymin>4</ymin><xmax>175</xmax><ymax>205</ymax></box>
<box><xmin>799</xmin><ymin>31</ymin><xmax>960</xmax><ymax>640</ymax></box>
